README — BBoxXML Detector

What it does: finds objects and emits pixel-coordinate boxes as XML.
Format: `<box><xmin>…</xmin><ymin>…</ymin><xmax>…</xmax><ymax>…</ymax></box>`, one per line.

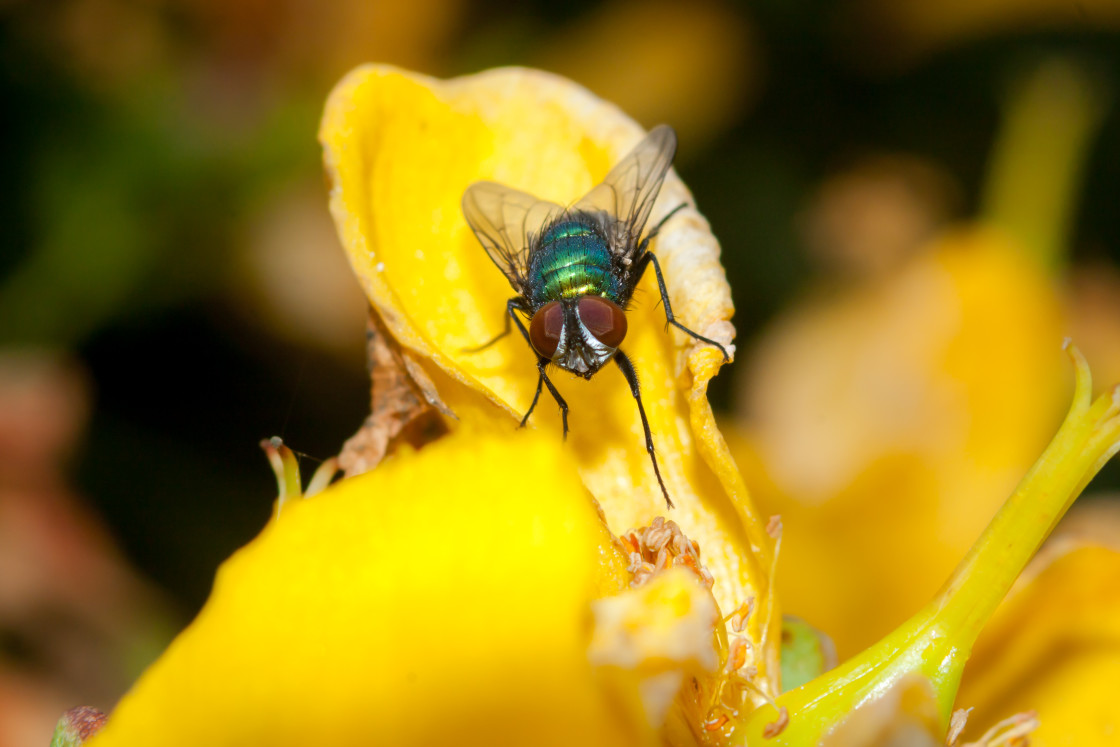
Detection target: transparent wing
<box><xmin>572</xmin><ymin>124</ymin><xmax>677</xmax><ymax>239</ymax></box>
<box><xmin>462</xmin><ymin>181</ymin><xmax>566</xmax><ymax>294</ymax></box>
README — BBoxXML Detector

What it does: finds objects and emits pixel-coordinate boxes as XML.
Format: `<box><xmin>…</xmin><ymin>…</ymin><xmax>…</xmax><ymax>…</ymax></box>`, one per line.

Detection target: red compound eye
<box><xmin>529</xmin><ymin>301</ymin><xmax>564</xmax><ymax>359</ymax></box>
<box><xmin>578</xmin><ymin>296</ymin><xmax>627</xmax><ymax>349</ymax></box>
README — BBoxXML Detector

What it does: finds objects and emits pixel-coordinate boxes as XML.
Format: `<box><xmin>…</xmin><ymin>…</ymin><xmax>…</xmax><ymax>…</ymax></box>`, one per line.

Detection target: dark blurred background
<box><xmin>2</xmin><ymin>0</ymin><xmax>1120</xmax><ymax>742</ymax></box>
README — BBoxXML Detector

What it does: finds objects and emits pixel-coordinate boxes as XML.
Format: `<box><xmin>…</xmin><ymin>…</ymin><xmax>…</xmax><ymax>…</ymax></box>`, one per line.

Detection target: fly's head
<box><xmin>528</xmin><ymin>296</ymin><xmax>627</xmax><ymax>378</ymax></box>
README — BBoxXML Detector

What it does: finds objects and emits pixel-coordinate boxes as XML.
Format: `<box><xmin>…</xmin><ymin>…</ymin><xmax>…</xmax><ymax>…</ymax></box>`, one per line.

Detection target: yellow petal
<box><xmin>588</xmin><ymin>567</ymin><xmax>720</xmax><ymax>728</ymax></box>
<box><xmin>958</xmin><ymin>503</ymin><xmax>1120</xmax><ymax>745</ymax></box>
<box><xmin>319</xmin><ymin>65</ymin><xmax>777</xmax><ymax>680</ymax></box>
<box><xmin>89</xmin><ymin>428</ymin><xmax>650</xmax><ymax>747</ymax></box>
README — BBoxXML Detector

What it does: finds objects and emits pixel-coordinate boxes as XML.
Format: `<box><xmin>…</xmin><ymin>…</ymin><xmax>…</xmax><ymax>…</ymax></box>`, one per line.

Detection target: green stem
<box><xmin>981</xmin><ymin>58</ymin><xmax>1108</xmax><ymax>270</ymax></box>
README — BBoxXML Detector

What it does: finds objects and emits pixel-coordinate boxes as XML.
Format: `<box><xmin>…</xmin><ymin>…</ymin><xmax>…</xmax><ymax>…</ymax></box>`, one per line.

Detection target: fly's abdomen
<box><xmin>529</xmin><ymin>220</ymin><xmax>621</xmax><ymax>305</ymax></box>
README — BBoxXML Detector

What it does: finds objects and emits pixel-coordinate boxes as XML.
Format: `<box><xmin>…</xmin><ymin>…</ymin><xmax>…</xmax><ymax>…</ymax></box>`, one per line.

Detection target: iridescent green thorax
<box><xmin>528</xmin><ymin>217</ymin><xmax>623</xmax><ymax>307</ymax></box>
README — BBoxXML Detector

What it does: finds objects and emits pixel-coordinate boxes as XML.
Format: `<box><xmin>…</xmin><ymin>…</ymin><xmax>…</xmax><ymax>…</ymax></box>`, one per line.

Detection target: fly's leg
<box><xmin>637</xmin><ymin>252</ymin><xmax>730</xmax><ymax>362</ymax></box>
<box><xmin>522</xmin><ymin>368</ymin><xmax>545</xmax><ymax>427</ymax></box>
<box><xmin>521</xmin><ymin>359</ymin><xmax>569</xmax><ymax>439</ymax></box>
<box><xmin>505</xmin><ymin>302</ymin><xmax>570</xmax><ymax>438</ymax></box>
<box><xmin>462</xmin><ymin>297</ymin><xmax>523</xmax><ymax>352</ymax></box>
<box><xmin>539</xmin><ymin>360</ymin><xmax>569</xmax><ymax>438</ymax></box>
<box><xmin>638</xmin><ymin>202</ymin><xmax>689</xmax><ymax>251</ymax></box>
<box><xmin>614</xmin><ymin>350</ymin><xmax>673</xmax><ymax>509</ymax></box>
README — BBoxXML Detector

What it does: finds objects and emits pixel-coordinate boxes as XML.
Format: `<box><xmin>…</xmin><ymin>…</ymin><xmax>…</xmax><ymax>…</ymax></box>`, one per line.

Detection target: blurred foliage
<box><xmin>2</xmin><ymin>0</ymin><xmax>1120</xmax><ymax>699</ymax></box>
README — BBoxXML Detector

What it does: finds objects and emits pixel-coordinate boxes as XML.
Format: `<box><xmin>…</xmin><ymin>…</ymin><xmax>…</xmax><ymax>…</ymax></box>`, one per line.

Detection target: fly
<box><xmin>461</xmin><ymin>125</ymin><xmax>729</xmax><ymax>508</ymax></box>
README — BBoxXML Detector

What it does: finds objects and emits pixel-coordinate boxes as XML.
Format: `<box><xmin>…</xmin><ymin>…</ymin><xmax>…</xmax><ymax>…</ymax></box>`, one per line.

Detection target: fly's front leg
<box><xmin>463</xmin><ymin>297</ymin><xmax>522</xmax><ymax>352</ymax></box>
<box><xmin>508</xmin><ymin>304</ymin><xmax>569</xmax><ymax>438</ymax></box>
<box><xmin>520</xmin><ymin>359</ymin><xmax>569</xmax><ymax>438</ymax></box>
<box><xmin>638</xmin><ymin>252</ymin><xmax>730</xmax><ymax>362</ymax></box>
<box><xmin>537</xmin><ymin>360</ymin><xmax>569</xmax><ymax>438</ymax></box>
<box><xmin>521</xmin><ymin>365</ymin><xmax>545</xmax><ymax>428</ymax></box>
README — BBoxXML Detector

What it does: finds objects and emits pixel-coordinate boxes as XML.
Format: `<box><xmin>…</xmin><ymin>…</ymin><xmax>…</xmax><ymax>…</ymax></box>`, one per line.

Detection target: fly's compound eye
<box><xmin>578</xmin><ymin>296</ymin><xmax>627</xmax><ymax>349</ymax></box>
<box><xmin>529</xmin><ymin>301</ymin><xmax>564</xmax><ymax>359</ymax></box>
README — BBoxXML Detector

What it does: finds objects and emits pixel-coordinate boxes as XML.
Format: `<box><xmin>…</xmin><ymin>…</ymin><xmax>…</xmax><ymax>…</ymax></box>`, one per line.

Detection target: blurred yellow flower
<box><xmin>732</xmin><ymin>57</ymin><xmax>1107</xmax><ymax>660</ymax></box>
<box><xmin>727</xmin><ymin>57</ymin><xmax>1120</xmax><ymax>744</ymax></box>
<box><xmin>79</xmin><ymin>65</ymin><xmax>1120</xmax><ymax>747</ymax></box>
<box><xmin>732</xmin><ymin>226</ymin><xmax>1069</xmax><ymax>657</ymax></box>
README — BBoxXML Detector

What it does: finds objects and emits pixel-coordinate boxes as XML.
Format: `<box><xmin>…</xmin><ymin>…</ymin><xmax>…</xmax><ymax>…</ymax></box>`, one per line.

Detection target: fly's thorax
<box><xmin>527</xmin><ymin>217</ymin><xmax>625</xmax><ymax>307</ymax></box>
<box><xmin>528</xmin><ymin>296</ymin><xmax>627</xmax><ymax>377</ymax></box>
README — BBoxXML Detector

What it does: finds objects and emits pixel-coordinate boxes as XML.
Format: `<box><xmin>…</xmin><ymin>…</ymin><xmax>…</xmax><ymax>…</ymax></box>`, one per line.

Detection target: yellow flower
<box><xmin>83</xmin><ymin>65</ymin><xmax>1120</xmax><ymax>746</ymax></box>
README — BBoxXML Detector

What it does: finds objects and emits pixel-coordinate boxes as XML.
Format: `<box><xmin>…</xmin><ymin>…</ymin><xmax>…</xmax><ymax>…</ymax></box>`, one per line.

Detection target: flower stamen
<box><xmin>260</xmin><ymin>437</ymin><xmax>341</xmax><ymax>517</ymax></box>
<box><xmin>756</xmin><ymin>515</ymin><xmax>783</xmax><ymax>697</ymax></box>
<box><xmin>762</xmin><ymin>706</ymin><xmax>790</xmax><ymax>739</ymax></box>
<box><xmin>306</xmin><ymin>457</ymin><xmax>341</xmax><ymax>496</ymax></box>
<box><xmin>946</xmin><ymin>707</ymin><xmax>973</xmax><ymax>745</ymax></box>
<box><xmin>624</xmin><ymin>517</ymin><xmax>715</xmax><ymax>589</ymax></box>
<box><xmin>951</xmin><ymin>710</ymin><xmax>1039</xmax><ymax>747</ymax></box>
<box><xmin>724</xmin><ymin>598</ymin><xmax>756</xmax><ymax>633</ymax></box>
<box><xmin>261</xmin><ymin>437</ymin><xmax>301</xmax><ymax>513</ymax></box>
<box><xmin>724</xmin><ymin>635</ymin><xmax>750</xmax><ymax>673</ymax></box>
<box><xmin>703</xmin><ymin>713</ymin><xmax>731</xmax><ymax>731</ymax></box>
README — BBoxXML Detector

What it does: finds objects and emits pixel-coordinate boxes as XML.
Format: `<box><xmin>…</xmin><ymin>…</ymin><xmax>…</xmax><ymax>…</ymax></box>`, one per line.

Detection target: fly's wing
<box><xmin>572</xmin><ymin>125</ymin><xmax>677</xmax><ymax>246</ymax></box>
<box><xmin>462</xmin><ymin>181</ymin><xmax>565</xmax><ymax>295</ymax></box>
